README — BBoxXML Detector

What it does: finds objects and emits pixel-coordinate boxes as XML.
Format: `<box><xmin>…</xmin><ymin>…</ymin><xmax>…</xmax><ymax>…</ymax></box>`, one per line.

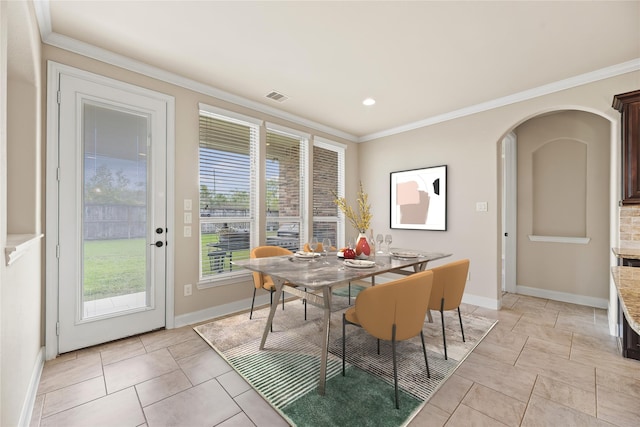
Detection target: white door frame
<box><xmin>502</xmin><ymin>132</ymin><xmax>517</xmax><ymax>294</ymax></box>
<box><xmin>45</xmin><ymin>61</ymin><xmax>175</xmax><ymax>359</ymax></box>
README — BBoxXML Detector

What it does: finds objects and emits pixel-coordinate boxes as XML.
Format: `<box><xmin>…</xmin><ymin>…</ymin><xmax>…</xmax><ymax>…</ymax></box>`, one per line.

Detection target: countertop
<box><xmin>611</xmin><ymin>266</ymin><xmax>640</xmax><ymax>335</ymax></box>
<box><xmin>612</xmin><ymin>247</ymin><xmax>640</xmax><ymax>260</ymax></box>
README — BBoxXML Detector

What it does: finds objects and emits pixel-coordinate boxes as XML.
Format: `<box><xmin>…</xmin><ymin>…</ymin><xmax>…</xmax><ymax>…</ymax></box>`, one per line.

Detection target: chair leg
<box><xmin>342</xmin><ymin>313</ymin><xmax>346</xmax><ymax>376</ymax></box>
<box><xmin>420</xmin><ymin>331</ymin><xmax>430</xmax><ymax>378</ymax></box>
<box><xmin>304</xmin><ymin>287</ymin><xmax>307</xmax><ymax>321</ymax></box>
<box><xmin>249</xmin><ymin>288</ymin><xmax>257</xmax><ymax>319</ymax></box>
<box><xmin>440</xmin><ymin>298</ymin><xmax>447</xmax><ymax>360</ymax></box>
<box><xmin>392</xmin><ymin>324</ymin><xmax>399</xmax><ymax>409</ymax></box>
<box><xmin>270</xmin><ymin>290</ymin><xmax>274</xmax><ymax>333</ymax></box>
<box><xmin>348</xmin><ymin>282</ymin><xmax>352</xmax><ymax>305</ymax></box>
<box><xmin>377</xmin><ymin>339</ymin><xmax>380</xmax><ymax>355</ymax></box>
<box><xmin>458</xmin><ymin>307</ymin><xmax>465</xmax><ymax>342</ymax></box>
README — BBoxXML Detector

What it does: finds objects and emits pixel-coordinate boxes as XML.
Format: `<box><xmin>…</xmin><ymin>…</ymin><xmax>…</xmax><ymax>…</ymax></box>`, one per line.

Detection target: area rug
<box><xmin>194</xmin><ymin>288</ymin><xmax>497</xmax><ymax>426</ymax></box>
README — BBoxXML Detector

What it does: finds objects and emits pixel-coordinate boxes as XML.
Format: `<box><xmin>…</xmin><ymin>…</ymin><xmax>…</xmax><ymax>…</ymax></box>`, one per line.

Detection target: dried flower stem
<box><xmin>333</xmin><ymin>182</ymin><xmax>372</xmax><ymax>233</ymax></box>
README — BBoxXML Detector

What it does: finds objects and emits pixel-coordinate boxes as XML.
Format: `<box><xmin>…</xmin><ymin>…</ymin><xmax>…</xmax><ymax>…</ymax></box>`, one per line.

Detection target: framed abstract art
<box><xmin>390</xmin><ymin>165</ymin><xmax>447</xmax><ymax>231</ymax></box>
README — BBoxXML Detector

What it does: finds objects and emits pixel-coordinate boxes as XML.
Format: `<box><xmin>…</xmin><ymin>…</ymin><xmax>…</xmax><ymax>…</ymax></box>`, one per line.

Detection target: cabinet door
<box><xmin>613</xmin><ymin>91</ymin><xmax>640</xmax><ymax>204</ymax></box>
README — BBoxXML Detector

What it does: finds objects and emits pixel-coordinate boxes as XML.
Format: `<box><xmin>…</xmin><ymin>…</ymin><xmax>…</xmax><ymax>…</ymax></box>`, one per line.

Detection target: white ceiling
<box><xmin>37</xmin><ymin>1</ymin><xmax>640</xmax><ymax>141</ymax></box>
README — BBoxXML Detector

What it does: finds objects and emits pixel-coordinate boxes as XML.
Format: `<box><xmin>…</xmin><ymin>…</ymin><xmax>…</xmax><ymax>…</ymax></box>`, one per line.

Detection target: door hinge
<box><xmin>57</xmin><ymin>90</ymin><xmax>61</xmax><ymax>105</ymax></box>
<box><xmin>56</xmin><ymin>321</ymin><xmax>60</xmax><ymax>336</ymax></box>
<box><xmin>56</xmin><ymin>244</ymin><xmax>60</xmax><ymax>258</ymax></box>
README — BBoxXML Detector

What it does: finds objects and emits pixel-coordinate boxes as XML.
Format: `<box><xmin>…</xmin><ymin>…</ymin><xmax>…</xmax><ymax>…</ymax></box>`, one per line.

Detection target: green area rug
<box><xmin>194</xmin><ymin>291</ymin><xmax>496</xmax><ymax>426</ymax></box>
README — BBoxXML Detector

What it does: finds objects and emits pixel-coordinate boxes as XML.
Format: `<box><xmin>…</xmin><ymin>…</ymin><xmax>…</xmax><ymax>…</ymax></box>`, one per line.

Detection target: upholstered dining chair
<box><xmin>428</xmin><ymin>259</ymin><xmax>470</xmax><ymax>360</ymax></box>
<box><xmin>342</xmin><ymin>270</ymin><xmax>434</xmax><ymax>409</ymax></box>
<box><xmin>249</xmin><ymin>246</ymin><xmax>306</xmax><ymax>330</ymax></box>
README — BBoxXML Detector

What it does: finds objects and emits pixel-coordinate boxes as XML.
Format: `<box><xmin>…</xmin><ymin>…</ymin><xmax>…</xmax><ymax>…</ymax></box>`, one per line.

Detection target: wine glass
<box><xmin>385</xmin><ymin>234</ymin><xmax>393</xmax><ymax>254</ymax></box>
<box><xmin>376</xmin><ymin>234</ymin><xmax>384</xmax><ymax>253</ymax></box>
<box><xmin>309</xmin><ymin>237</ymin><xmax>319</xmax><ymax>262</ymax></box>
<box><xmin>322</xmin><ymin>238</ymin><xmax>331</xmax><ymax>264</ymax></box>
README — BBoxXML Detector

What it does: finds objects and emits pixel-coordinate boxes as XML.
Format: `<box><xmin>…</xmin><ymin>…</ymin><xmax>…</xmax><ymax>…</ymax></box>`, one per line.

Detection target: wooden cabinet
<box><xmin>613</xmin><ymin>90</ymin><xmax>640</xmax><ymax>204</ymax></box>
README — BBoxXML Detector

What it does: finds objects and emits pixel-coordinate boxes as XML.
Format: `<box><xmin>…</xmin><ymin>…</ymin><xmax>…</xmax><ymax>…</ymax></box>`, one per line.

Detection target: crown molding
<box><xmin>33</xmin><ymin>1</ymin><xmax>640</xmax><ymax>145</ymax></box>
<box><xmin>359</xmin><ymin>58</ymin><xmax>640</xmax><ymax>142</ymax></box>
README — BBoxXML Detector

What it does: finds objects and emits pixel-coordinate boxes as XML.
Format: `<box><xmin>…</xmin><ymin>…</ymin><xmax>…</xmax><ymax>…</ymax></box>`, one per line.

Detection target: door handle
<box><xmin>151</xmin><ymin>241</ymin><xmax>164</xmax><ymax>247</ymax></box>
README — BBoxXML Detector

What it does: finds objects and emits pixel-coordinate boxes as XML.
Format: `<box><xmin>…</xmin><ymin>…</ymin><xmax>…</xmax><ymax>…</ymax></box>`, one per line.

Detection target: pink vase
<box><xmin>355</xmin><ymin>233</ymin><xmax>371</xmax><ymax>259</ymax></box>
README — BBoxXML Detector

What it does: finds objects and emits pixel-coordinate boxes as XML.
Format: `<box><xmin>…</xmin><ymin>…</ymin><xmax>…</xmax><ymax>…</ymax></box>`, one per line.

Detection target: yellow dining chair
<box><xmin>250</xmin><ymin>246</ymin><xmax>306</xmax><ymax>330</ymax></box>
<box><xmin>428</xmin><ymin>259</ymin><xmax>470</xmax><ymax>360</ymax></box>
<box><xmin>342</xmin><ymin>270</ymin><xmax>434</xmax><ymax>409</ymax></box>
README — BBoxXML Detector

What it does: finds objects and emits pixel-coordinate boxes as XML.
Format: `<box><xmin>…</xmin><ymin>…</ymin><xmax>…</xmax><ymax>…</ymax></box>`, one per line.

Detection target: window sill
<box><xmin>528</xmin><ymin>235</ymin><xmax>590</xmax><ymax>245</ymax></box>
<box><xmin>5</xmin><ymin>233</ymin><xmax>44</xmax><ymax>266</ymax></box>
<box><xmin>198</xmin><ymin>270</ymin><xmax>251</xmax><ymax>289</ymax></box>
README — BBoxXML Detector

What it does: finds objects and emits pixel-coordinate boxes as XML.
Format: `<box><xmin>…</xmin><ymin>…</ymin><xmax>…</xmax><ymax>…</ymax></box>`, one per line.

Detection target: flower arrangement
<box><xmin>333</xmin><ymin>182</ymin><xmax>372</xmax><ymax>234</ymax></box>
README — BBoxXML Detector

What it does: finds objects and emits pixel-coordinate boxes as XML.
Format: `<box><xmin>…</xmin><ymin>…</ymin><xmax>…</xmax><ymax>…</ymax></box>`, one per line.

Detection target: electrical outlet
<box><xmin>476</xmin><ymin>202</ymin><xmax>488</xmax><ymax>212</ymax></box>
<box><xmin>184</xmin><ymin>199</ymin><xmax>192</xmax><ymax>211</ymax></box>
<box><xmin>184</xmin><ymin>225</ymin><xmax>191</xmax><ymax>237</ymax></box>
<box><xmin>184</xmin><ymin>212</ymin><xmax>192</xmax><ymax>224</ymax></box>
<box><xmin>184</xmin><ymin>284</ymin><xmax>192</xmax><ymax>296</ymax></box>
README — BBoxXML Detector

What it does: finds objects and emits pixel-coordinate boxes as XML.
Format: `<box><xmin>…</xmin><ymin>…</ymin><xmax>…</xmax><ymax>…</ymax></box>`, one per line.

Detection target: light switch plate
<box><xmin>184</xmin><ymin>225</ymin><xmax>191</xmax><ymax>237</ymax></box>
<box><xmin>476</xmin><ymin>202</ymin><xmax>488</xmax><ymax>212</ymax></box>
<box><xmin>184</xmin><ymin>199</ymin><xmax>192</xmax><ymax>211</ymax></box>
<box><xmin>184</xmin><ymin>212</ymin><xmax>192</xmax><ymax>224</ymax></box>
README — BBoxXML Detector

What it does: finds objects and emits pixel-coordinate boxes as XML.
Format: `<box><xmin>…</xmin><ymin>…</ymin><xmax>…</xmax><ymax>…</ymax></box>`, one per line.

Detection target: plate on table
<box><xmin>391</xmin><ymin>251</ymin><xmax>419</xmax><ymax>259</ymax></box>
<box><xmin>294</xmin><ymin>251</ymin><xmax>321</xmax><ymax>259</ymax></box>
<box><xmin>344</xmin><ymin>259</ymin><xmax>376</xmax><ymax>268</ymax></box>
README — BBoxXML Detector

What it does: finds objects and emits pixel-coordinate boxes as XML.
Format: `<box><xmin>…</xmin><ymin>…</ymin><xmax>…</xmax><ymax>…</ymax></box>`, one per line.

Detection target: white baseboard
<box><xmin>19</xmin><ymin>346</ymin><xmax>45</xmax><ymax>427</ymax></box>
<box><xmin>462</xmin><ymin>293</ymin><xmax>500</xmax><ymax>310</ymax></box>
<box><xmin>174</xmin><ymin>294</ymin><xmax>272</xmax><ymax>328</ymax></box>
<box><xmin>516</xmin><ymin>285</ymin><xmax>608</xmax><ymax>309</ymax></box>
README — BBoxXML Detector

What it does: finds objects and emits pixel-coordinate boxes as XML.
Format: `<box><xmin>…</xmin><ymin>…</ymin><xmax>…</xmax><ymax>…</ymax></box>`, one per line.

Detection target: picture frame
<box><xmin>390</xmin><ymin>165</ymin><xmax>447</xmax><ymax>231</ymax></box>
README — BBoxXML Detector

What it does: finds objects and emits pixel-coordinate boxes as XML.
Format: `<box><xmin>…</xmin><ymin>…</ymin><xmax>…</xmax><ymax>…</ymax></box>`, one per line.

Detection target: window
<box><xmin>199</xmin><ymin>110</ymin><xmax>257</xmax><ymax>281</ymax></box>
<box><xmin>313</xmin><ymin>138</ymin><xmax>345</xmax><ymax>249</ymax></box>
<box><xmin>265</xmin><ymin>127</ymin><xmax>307</xmax><ymax>253</ymax></box>
<box><xmin>198</xmin><ymin>105</ymin><xmax>345</xmax><ymax>284</ymax></box>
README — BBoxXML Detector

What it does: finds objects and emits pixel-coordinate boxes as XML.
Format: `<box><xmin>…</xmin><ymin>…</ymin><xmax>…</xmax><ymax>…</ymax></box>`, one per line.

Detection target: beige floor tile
<box><xmin>596</xmin><ymin>368</ymin><xmax>640</xmax><ymax>398</ymax></box>
<box><xmin>407</xmin><ymin>402</ymin><xmax>449</xmax><ymax>427</ymax></box>
<box><xmin>597</xmin><ymin>384</ymin><xmax>640</xmax><ymax>427</ymax></box>
<box><xmin>135</xmin><ymin>369</ymin><xmax>193</xmax><ymax>407</ymax></box>
<box><xmin>143</xmin><ymin>379</ymin><xmax>242</xmax><ymax>427</ymax></box>
<box><xmin>140</xmin><ymin>325</ymin><xmax>199</xmax><ymax>353</ymax></box>
<box><xmin>519</xmin><ymin>308</ymin><xmax>559</xmax><ymax>328</ymax></box>
<box><xmin>461</xmin><ymin>383</ymin><xmax>526</xmax><ymax>426</ymax></box>
<box><xmin>446</xmin><ymin>404</ymin><xmax>510</xmax><ymax>427</ymax></box>
<box><xmin>516</xmin><ymin>347</ymin><xmax>595</xmax><ymax>392</ymax></box>
<box><xmin>216</xmin><ymin>369</ymin><xmax>252</xmax><ymax>398</ymax></box>
<box><xmin>103</xmin><ymin>348</ymin><xmax>179</xmax><ymax>393</ymax></box>
<box><xmin>473</xmin><ymin>339</ymin><xmax>521</xmax><ymax>365</ymax></box>
<box><xmin>427</xmin><ymin>373</ymin><xmax>473</xmax><ymax>414</ymax></box>
<box><xmin>533</xmin><ymin>374</ymin><xmax>596</xmax><ymax>417</ymax></box>
<box><xmin>474</xmin><ymin>306</ymin><xmax>522</xmax><ymax>328</ymax></box>
<box><xmin>233</xmin><ymin>388</ymin><xmax>289</xmax><ymax>427</ymax></box>
<box><xmin>167</xmin><ymin>336</ymin><xmax>212</xmax><ymax>360</ymax></box>
<box><xmin>39</xmin><ymin>387</ymin><xmax>145</xmax><ymax>427</ymax></box>
<box><xmin>571</xmin><ymin>345</ymin><xmax>640</xmax><ymax>381</ymax></box>
<box><xmin>177</xmin><ymin>347</ymin><xmax>233</xmax><ymax>385</ymax></box>
<box><xmin>511</xmin><ymin>295</ymin><xmax>548</xmax><ymax>313</ymax></box>
<box><xmin>38</xmin><ymin>352</ymin><xmax>103</xmax><ymax>394</ymax></box>
<box><xmin>512</xmin><ymin>317</ymin><xmax>573</xmax><ymax>346</ymax></box>
<box><xmin>524</xmin><ymin>336</ymin><xmax>571</xmax><ymax>358</ymax></box>
<box><xmin>454</xmin><ymin>353</ymin><xmax>537</xmax><ymax>402</ymax></box>
<box><xmin>99</xmin><ymin>336</ymin><xmax>146</xmax><ymax>365</ymax></box>
<box><xmin>500</xmin><ymin>293</ymin><xmax>519</xmax><ymax>309</ymax></box>
<box><xmin>521</xmin><ymin>394</ymin><xmax>610</xmax><ymax>427</ymax></box>
<box><xmin>216</xmin><ymin>412</ymin><xmax>260</xmax><ymax>427</ymax></box>
<box><xmin>572</xmin><ymin>331</ymin><xmax>620</xmax><ymax>357</ymax></box>
<box><xmin>29</xmin><ymin>394</ymin><xmax>45</xmax><ymax>427</ymax></box>
<box><xmin>42</xmin><ymin>376</ymin><xmax>106</xmax><ymax>417</ymax></box>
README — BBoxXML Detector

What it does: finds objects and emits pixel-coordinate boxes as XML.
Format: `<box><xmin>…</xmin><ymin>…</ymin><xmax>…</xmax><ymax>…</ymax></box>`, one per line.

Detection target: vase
<box><xmin>355</xmin><ymin>233</ymin><xmax>371</xmax><ymax>259</ymax></box>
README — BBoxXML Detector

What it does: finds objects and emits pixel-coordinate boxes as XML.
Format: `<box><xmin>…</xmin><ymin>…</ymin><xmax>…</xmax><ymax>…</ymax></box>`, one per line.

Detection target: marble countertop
<box><xmin>611</xmin><ymin>266</ymin><xmax>640</xmax><ymax>335</ymax></box>
<box><xmin>612</xmin><ymin>247</ymin><xmax>640</xmax><ymax>260</ymax></box>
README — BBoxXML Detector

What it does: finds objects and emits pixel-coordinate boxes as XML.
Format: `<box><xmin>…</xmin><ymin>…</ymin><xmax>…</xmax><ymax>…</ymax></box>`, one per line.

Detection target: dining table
<box><xmin>232</xmin><ymin>249</ymin><xmax>451</xmax><ymax>395</ymax></box>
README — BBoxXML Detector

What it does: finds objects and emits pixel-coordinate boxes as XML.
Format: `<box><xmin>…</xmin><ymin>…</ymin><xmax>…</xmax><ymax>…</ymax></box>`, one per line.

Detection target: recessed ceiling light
<box><xmin>362</xmin><ymin>98</ymin><xmax>376</xmax><ymax>106</ymax></box>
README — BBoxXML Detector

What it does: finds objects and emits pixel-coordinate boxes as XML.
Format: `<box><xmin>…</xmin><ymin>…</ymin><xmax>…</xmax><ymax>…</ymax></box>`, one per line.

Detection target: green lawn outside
<box><xmin>83</xmin><ymin>238</ymin><xmax>146</xmax><ymax>301</ymax></box>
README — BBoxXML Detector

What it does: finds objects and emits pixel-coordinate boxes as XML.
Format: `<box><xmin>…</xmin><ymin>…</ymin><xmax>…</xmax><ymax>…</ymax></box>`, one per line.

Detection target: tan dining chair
<box><xmin>250</xmin><ymin>246</ymin><xmax>306</xmax><ymax>330</ymax></box>
<box><xmin>342</xmin><ymin>270</ymin><xmax>434</xmax><ymax>409</ymax></box>
<box><xmin>428</xmin><ymin>259</ymin><xmax>470</xmax><ymax>360</ymax></box>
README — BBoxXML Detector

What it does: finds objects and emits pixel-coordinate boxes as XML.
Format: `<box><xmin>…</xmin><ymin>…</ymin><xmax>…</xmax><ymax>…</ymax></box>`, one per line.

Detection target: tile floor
<box><xmin>30</xmin><ymin>293</ymin><xmax>640</xmax><ymax>427</ymax></box>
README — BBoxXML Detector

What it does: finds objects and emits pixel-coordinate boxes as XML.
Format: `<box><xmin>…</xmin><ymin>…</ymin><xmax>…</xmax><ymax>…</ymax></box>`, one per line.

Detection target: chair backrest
<box><xmin>250</xmin><ymin>246</ymin><xmax>293</xmax><ymax>289</ymax></box>
<box><xmin>354</xmin><ymin>270</ymin><xmax>434</xmax><ymax>341</ymax></box>
<box><xmin>428</xmin><ymin>259</ymin><xmax>470</xmax><ymax>311</ymax></box>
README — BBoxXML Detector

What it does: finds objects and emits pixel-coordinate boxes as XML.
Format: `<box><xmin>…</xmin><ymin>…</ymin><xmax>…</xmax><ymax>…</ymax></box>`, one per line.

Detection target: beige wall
<box><xmin>42</xmin><ymin>46</ymin><xmax>359</xmax><ymax>319</ymax></box>
<box><xmin>2</xmin><ymin>1</ymin><xmax>44</xmax><ymax>426</ymax></box>
<box><xmin>359</xmin><ymin>72</ymin><xmax>638</xmax><ymax>307</ymax></box>
<box><xmin>516</xmin><ymin>111</ymin><xmax>610</xmax><ymax>301</ymax></box>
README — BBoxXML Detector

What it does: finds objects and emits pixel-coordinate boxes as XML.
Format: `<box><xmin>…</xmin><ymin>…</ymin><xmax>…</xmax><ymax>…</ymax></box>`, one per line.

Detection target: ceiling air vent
<box><xmin>265</xmin><ymin>91</ymin><xmax>289</xmax><ymax>102</ymax></box>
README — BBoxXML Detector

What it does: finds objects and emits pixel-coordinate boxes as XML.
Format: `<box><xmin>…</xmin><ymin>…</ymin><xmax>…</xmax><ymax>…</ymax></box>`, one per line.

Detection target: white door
<box><xmin>56</xmin><ymin>71</ymin><xmax>168</xmax><ymax>353</ymax></box>
<box><xmin>502</xmin><ymin>132</ymin><xmax>517</xmax><ymax>294</ymax></box>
